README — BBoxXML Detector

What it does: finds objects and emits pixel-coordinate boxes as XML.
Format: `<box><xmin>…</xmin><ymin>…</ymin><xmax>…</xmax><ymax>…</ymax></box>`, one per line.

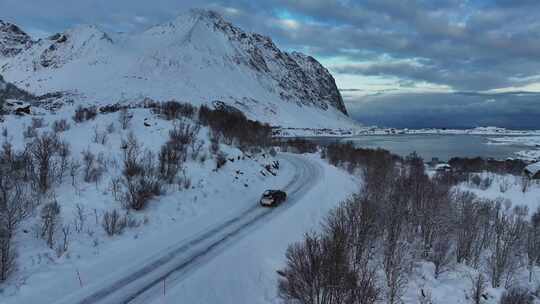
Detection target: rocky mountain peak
<box><xmin>0</xmin><ymin>20</ymin><xmax>32</xmax><ymax>57</ymax></box>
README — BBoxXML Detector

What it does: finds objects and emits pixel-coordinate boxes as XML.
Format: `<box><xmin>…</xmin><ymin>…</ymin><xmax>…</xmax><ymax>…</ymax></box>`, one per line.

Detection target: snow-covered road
<box><xmin>52</xmin><ymin>153</ymin><xmax>322</xmax><ymax>304</ymax></box>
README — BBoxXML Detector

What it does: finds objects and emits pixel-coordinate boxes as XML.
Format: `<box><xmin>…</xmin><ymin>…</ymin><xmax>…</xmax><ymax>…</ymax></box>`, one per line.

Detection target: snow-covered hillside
<box><xmin>0</xmin><ymin>10</ymin><xmax>355</xmax><ymax>129</ymax></box>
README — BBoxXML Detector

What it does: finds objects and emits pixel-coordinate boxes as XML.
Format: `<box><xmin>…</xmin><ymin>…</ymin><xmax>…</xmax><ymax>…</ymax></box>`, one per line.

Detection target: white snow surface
<box><xmin>0</xmin><ymin>10</ymin><xmax>355</xmax><ymax>129</ymax></box>
<box><xmin>0</xmin><ymin>104</ymin><xmax>359</xmax><ymax>303</ymax></box>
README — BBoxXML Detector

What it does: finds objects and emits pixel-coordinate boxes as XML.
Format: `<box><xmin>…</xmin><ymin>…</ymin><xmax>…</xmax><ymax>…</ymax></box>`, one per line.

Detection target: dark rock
<box><xmin>14</xmin><ymin>105</ymin><xmax>30</xmax><ymax>115</ymax></box>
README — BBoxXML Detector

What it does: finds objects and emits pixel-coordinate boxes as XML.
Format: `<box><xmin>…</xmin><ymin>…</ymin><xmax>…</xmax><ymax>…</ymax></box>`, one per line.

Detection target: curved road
<box><xmin>54</xmin><ymin>153</ymin><xmax>323</xmax><ymax>304</ymax></box>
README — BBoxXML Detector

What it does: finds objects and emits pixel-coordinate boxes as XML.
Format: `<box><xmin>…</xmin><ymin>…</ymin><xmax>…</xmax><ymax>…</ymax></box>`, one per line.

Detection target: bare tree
<box><xmin>527</xmin><ymin>208</ymin><xmax>540</xmax><ymax>282</ymax></box>
<box><xmin>453</xmin><ymin>190</ymin><xmax>483</xmax><ymax>265</ymax></box>
<box><xmin>121</xmin><ymin>134</ymin><xmax>161</xmax><ymax>210</ymax></box>
<box><xmin>488</xmin><ymin>204</ymin><xmax>527</xmax><ymax>288</ymax></box>
<box><xmin>102</xmin><ymin>210</ymin><xmax>127</xmax><ymax>236</ymax></box>
<box><xmin>428</xmin><ymin>233</ymin><xmax>453</xmax><ymax>278</ymax></box>
<box><xmin>73</xmin><ymin>203</ymin><xmax>86</xmax><ymax>234</ymax></box>
<box><xmin>52</xmin><ymin>119</ymin><xmax>70</xmax><ymax>133</ymax></box>
<box><xmin>57</xmin><ymin>141</ymin><xmax>71</xmax><ymax>183</ymax></box>
<box><xmin>278</xmin><ymin>231</ymin><xmax>361</xmax><ymax>304</ymax></box>
<box><xmin>499</xmin><ymin>288</ymin><xmax>533</xmax><ymax>304</ymax></box>
<box><xmin>40</xmin><ymin>201</ymin><xmax>61</xmax><ymax>249</ymax></box>
<box><xmin>0</xmin><ymin>177</ymin><xmax>28</xmax><ymax>281</ymax></box>
<box><xmin>119</xmin><ymin>107</ymin><xmax>132</xmax><ymax>130</ymax></box>
<box><xmin>27</xmin><ymin>133</ymin><xmax>60</xmax><ymax>192</ymax></box>
<box><xmin>69</xmin><ymin>159</ymin><xmax>81</xmax><ymax>187</ymax></box>
<box><xmin>469</xmin><ymin>273</ymin><xmax>487</xmax><ymax>304</ymax></box>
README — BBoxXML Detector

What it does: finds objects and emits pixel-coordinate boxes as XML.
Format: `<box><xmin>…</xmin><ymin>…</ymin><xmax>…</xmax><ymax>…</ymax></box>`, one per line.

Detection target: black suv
<box><xmin>259</xmin><ymin>190</ymin><xmax>287</xmax><ymax>207</ymax></box>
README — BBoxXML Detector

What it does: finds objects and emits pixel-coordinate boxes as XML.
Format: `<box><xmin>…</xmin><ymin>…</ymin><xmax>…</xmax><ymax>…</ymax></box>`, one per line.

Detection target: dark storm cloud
<box><xmin>345</xmin><ymin>92</ymin><xmax>540</xmax><ymax>129</ymax></box>
<box><xmin>2</xmin><ymin>0</ymin><xmax>540</xmax><ymax>91</ymax></box>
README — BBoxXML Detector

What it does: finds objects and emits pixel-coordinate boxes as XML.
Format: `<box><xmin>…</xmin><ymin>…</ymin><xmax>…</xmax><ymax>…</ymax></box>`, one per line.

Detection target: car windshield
<box><xmin>263</xmin><ymin>190</ymin><xmax>271</xmax><ymax>196</ymax></box>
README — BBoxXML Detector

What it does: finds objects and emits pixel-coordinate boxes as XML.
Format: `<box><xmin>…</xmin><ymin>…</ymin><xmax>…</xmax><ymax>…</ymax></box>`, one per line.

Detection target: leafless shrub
<box><xmin>453</xmin><ymin>191</ymin><xmax>483</xmax><ymax>265</ymax></box>
<box><xmin>0</xmin><ymin>224</ymin><xmax>15</xmax><ymax>282</ymax></box>
<box><xmin>527</xmin><ymin>208</ymin><xmax>540</xmax><ymax>282</ymax></box>
<box><xmin>199</xmin><ymin>105</ymin><xmax>271</xmax><ymax>149</ymax></box>
<box><xmin>488</xmin><ymin>204</ymin><xmax>527</xmax><ymax>288</ymax></box>
<box><xmin>52</xmin><ymin>119</ymin><xmax>70</xmax><ymax>133</ymax></box>
<box><xmin>209</xmin><ymin>131</ymin><xmax>220</xmax><ymax>155</ymax></box>
<box><xmin>109</xmin><ymin>177</ymin><xmax>122</xmax><ymax>202</ymax></box>
<box><xmin>428</xmin><ymin>233</ymin><xmax>453</xmax><ymax>278</ymax></box>
<box><xmin>73</xmin><ymin>203</ymin><xmax>86</xmax><ymax>234</ymax></box>
<box><xmin>56</xmin><ymin>224</ymin><xmax>70</xmax><ymax>257</ymax></box>
<box><xmin>69</xmin><ymin>159</ymin><xmax>81</xmax><ymax>187</ymax></box>
<box><xmin>106</xmin><ymin>122</ymin><xmax>115</xmax><ymax>134</ymax></box>
<box><xmin>27</xmin><ymin>133</ymin><xmax>62</xmax><ymax>192</ymax></box>
<box><xmin>280</xmin><ymin>139</ymin><xmax>318</xmax><ymax>154</ymax></box>
<box><xmin>469</xmin><ymin>273</ymin><xmax>487</xmax><ymax>304</ymax></box>
<box><xmin>158</xmin><ymin>122</ymin><xmax>198</xmax><ymax>182</ymax></box>
<box><xmin>215</xmin><ymin>151</ymin><xmax>227</xmax><ymax>170</ymax></box>
<box><xmin>499</xmin><ymin>287</ymin><xmax>533</xmax><ymax>304</ymax></box>
<box><xmin>73</xmin><ymin>105</ymin><xmax>97</xmax><ymax>123</ymax></box>
<box><xmin>92</xmin><ymin>125</ymin><xmax>108</xmax><ymax>145</ymax></box>
<box><xmin>178</xmin><ymin>172</ymin><xmax>191</xmax><ymax>190</ymax></box>
<box><xmin>0</xmin><ymin>161</ymin><xmax>29</xmax><ymax>281</ymax></box>
<box><xmin>278</xmin><ymin>231</ymin><xmax>367</xmax><ymax>304</ymax></box>
<box><xmin>418</xmin><ymin>288</ymin><xmax>434</xmax><ymax>304</ymax></box>
<box><xmin>159</xmin><ymin>141</ymin><xmax>184</xmax><ymax>183</ymax></box>
<box><xmin>57</xmin><ymin>141</ymin><xmax>71</xmax><ymax>183</ymax></box>
<box><xmin>31</xmin><ymin>117</ymin><xmax>45</xmax><ymax>129</ymax></box>
<box><xmin>154</xmin><ymin>100</ymin><xmax>196</xmax><ymax>120</ymax></box>
<box><xmin>23</xmin><ymin>125</ymin><xmax>38</xmax><ymax>139</ymax></box>
<box><xmin>121</xmin><ymin>135</ymin><xmax>161</xmax><ymax>210</ymax></box>
<box><xmin>521</xmin><ymin>175</ymin><xmax>530</xmax><ymax>193</ymax></box>
<box><xmin>40</xmin><ymin>201</ymin><xmax>61</xmax><ymax>249</ymax></box>
<box><xmin>81</xmin><ymin>149</ymin><xmax>104</xmax><ymax>184</ymax></box>
<box><xmin>119</xmin><ymin>107</ymin><xmax>132</xmax><ymax>130</ymax></box>
<box><xmin>190</xmin><ymin>139</ymin><xmax>204</xmax><ymax>161</ymax></box>
<box><xmin>102</xmin><ymin>209</ymin><xmax>127</xmax><ymax>236</ymax></box>
<box><xmin>499</xmin><ymin>177</ymin><xmax>511</xmax><ymax>193</ymax></box>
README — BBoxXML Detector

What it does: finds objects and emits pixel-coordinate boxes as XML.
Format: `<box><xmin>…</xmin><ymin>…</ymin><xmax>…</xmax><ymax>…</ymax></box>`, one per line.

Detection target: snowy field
<box><xmin>1</xmin><ymin>104</ymin><xmax>540</xmax><ymax>304</ymax></box>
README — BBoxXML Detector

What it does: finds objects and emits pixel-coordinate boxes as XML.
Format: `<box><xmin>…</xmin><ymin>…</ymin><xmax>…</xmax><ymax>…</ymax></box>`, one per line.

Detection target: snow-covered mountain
<box><xmin>0</xmin><ymin>20</ymin><xmax>31</xmax><ymax>57</ymax></box>
<box><xmin>0</xmin><ymin>10</ymin><xmax>353</xmax><ymax>128</ymax></box>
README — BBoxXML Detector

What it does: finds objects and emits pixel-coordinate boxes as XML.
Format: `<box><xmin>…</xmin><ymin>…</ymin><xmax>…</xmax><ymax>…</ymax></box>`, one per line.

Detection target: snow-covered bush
<box><xmin>27</xmin><ymin>133</ymin><xmax>65</xmax><ymax>192</ymax></box>
<box><xmin>118</xmin><ymin>107</ymin><xmax>132</xmax><ymax>130</ymax></box>
<box><xmin>153</xmin><ymin>100</ymin><xmax>196</xmax><ymax>120</ymax></box>
<box><xmin>469</xmin><ymin>273</ymin><xmax>487</xmax><ymax>304</ymax></box>
<box><xmin>72</xmin><ymin>105</ymin><xmax>97</xmax><ymax>123</ymax></box>
<box><xmin>52</xmin><ymin>119</ymin><xmax>70</xmax><ymax>133</ymax></box>
<box><xmin>121</xmin><ymin>134</ymin><xmax>162</xmax><ymax>210</ymax></box>
<box><xmin>499</xmin><ymin>287</ymin><xmax>533</xmax><ymax>304</ymax></box>
<box><xmin>102</xmin><ymin>209</ymin><xmax>127</xmax><ymax>236</ymax></box>
<box><xmin>198</xmin><ymin>105</ymin><xmax>271</xmax><ymax>149</ymax></box>
<box><xmin>40</xmin><ymin>201</ymin><xmax>61</xmax><ymax>249</ymax></box>
<box><xmin>215</xmin><ymin>151</ymin><xmax>227</xmax><ymax>170</ymax></box>
<box><xmin>81</xmin><ymin>149</ymin><xmax>105</xmax><ymax>184</ymax></box>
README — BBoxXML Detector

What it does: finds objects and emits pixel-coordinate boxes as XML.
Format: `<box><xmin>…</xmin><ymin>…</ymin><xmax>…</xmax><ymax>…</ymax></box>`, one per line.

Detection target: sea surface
<box><xmin>310</xmin><ymin>134</ymin><xmax>538</xmax><ymax>161</ymax></box>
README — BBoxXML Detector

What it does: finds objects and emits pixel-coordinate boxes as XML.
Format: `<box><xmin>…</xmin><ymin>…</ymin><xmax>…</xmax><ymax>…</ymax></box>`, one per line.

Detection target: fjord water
<box><xmin>316</xmin><ymin>134</ymin><xmax>533</xmax><ymax>161</ymax></box>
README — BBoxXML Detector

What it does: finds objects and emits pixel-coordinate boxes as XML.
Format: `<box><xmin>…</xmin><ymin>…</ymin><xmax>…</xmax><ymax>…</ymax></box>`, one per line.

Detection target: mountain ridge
<box><xmin>0</xmin><ymin>10</ymin><xmax>352</xmax><ymax>128</ymax></box>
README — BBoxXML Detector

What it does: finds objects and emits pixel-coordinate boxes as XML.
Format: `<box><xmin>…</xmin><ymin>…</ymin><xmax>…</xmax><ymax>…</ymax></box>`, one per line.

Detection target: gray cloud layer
<box><xmin>345</xmin><ymin>92</ymin><xmax>540</xmax><ymax>129</ymax></box>
<box><xmin>3</xmin><ymin>1</ymin><xmax>540</xmax><ymax>91</ymax></box>
<box><xmin>3</xmin><ymin>0</ymin><xmax>540</xmax><ymax>91</ymax></box>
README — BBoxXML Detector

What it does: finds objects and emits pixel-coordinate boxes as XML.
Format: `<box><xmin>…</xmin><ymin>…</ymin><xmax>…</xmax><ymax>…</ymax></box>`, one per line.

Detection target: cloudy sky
<box><xmin>2</xmin><ymin>0</ymin><xmax>540</xmax><ymax>128</ymax></box>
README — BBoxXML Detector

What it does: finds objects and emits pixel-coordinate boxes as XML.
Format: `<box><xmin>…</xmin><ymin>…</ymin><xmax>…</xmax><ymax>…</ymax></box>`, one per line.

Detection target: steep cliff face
<box><xmin>0</xmin><ymin>10</ymin><xmax>352</xmax><ymax>128</ymax></box>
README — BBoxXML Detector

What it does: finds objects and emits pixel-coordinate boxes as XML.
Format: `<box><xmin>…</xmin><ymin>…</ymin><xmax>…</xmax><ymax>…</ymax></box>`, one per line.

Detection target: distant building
<box><xmin>435</xmin><ymin>163</ymin><xmax>452</xmax><ymax>172</ymax></box>
<box><xmin>524</xmin><ymin>162</ymin><xmax>540</xmax><ymax>179</ymax></box>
